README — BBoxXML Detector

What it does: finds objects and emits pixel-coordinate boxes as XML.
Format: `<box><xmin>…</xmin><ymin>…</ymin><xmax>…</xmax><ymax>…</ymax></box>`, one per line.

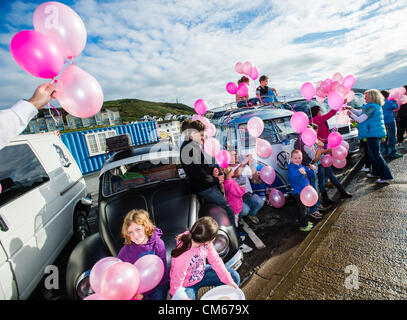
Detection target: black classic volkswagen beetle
<box><xmin>65</xmin><ymin>140</ymin><xmax>243</xmax><ymax>299</ymax></box>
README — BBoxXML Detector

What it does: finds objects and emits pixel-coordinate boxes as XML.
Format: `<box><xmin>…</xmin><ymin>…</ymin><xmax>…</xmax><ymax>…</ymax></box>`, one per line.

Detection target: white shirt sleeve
<box><xmin>0</xmin><ymin>100</ymin><xmax>38</xmax><ymax>150</ymax></box>
<box><xmin>350</xmin><ymin>113</ymin><xmax>368</xmax><ymax>123</ymax></box>
<box><xmin>351</xmin><ymin>107</ymin><xmax>363</xmax><ymax>116</ymax></box>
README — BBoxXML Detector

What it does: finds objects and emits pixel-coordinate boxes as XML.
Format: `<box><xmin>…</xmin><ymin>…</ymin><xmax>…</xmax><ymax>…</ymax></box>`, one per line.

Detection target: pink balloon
<box><xmin>10</xmin><ymin>30</ymin><xmax>64</xmax><ymax>79</ymax></box>
<box><xmin>332</xmin><ymin>72</ymin><xmax>343</xmax><ymax>83</ymax></box>
<box><xmin>260</xmin><ymin>166</ymin><xmax>276</xmax><ymax>185</ymax></box>
<box><xmin>204</xmin><ymin>137</ymin><xmax>221</xmax><ymax>157</ymax></box>
<box><xmin>192</xmin><ymin>114</ymin><xmax>203</xmax><ymax>121</ymax></box>
<box><xmin>301</xmin><ymin>128</ymin><xmax>317</xmax><ymax>146</ymax></box>
<box><xmin>301</xmin><ymin>82</ymin><xmax>316</xmax><ymax>101</ymax></box>
<box><xmin>345</xmin><ymin>90</ymin><xmax>355</xmax><ymax>102</ymax></box>
<box><xmin>250</xmin><ymin>66</ymin><xmax>259</xmax><ymax>80</ymax></box>
<box><xmin>242</xmin><ymin>61</ymin><xmax>253</xmax><ymax>75</ymax></box>
<box><xmin>300</xmin><ymin>185</ymin><xmax>318</xmax><ymax>207</ymax></box>
<box><xmin>336</xmin><ymin>84</ymin><xmax>349</xmax><ymax>97</ymax></box>
<box><xmin>321</xmin><ymin>154</ymin><xmax>333</xmax><ymax>167</ymax></box>
<box><xmin>332</xmin><ymin>157</ymin><xmax>347</xmax><ymax>169</ymax></box>
<box><xmin>341</xmin><ymin>140</ymin><xmax>349</xmax><ymax>151</ymax></box>
<box><xmin>290</xmin><ymin>111</ymin><xmax>309</xmax><ymax>133</ymax></box>
<box><xmin>332</xmin><ymin>145</ymin><xmax>348</xmax><ymax>160</ymax></box>
<box><xmin>247</xmin><ymin>116</ymin><xmax>264</xmax><ymax>138</ymax></box>
<box><xmin>226</xmin><ymin>82</ymin><xmax>238</xmax><ymax>94</ymax></box>
<box><xmin>268</xmin><ymin>188</ymin><xmax>285</xmax><ymax>208</ymax></box>
<box><xmin>205</xmin><ymin>123</ymin><xmax>216</xmax><ymax>137</ymax></box>
<box><xmin>134</xmin><ymin>254</ymin><xmax>165</xmax><ymax>294</ymax></box>
<box><xmin>237</xmin><ymin>83</ymin><xmax>249</xmax><ymax>97</ymax></box>
<box><xmin>399</xmin><ymin>95</ymin><xmax>407</xmax><ymax>105</ymax></box>
<box><xmin>100</xmin><ymin>262</ymin><xmax>140</xmax><ymax>300</ymax></box>
<box><xmin>327</xmin><ymin>92</ymin><xmax>344</xmax><ymax>110</ymax></box>
<box><xmin>256</xmin><ymin>138</ymin><xmax>273</xmax><ymax>158</ymax></box>
<box><xmin>342</xmin><ymin>75</ymin><xmax>356</xmax><ymax>89</ymax></box>
<box><xmin>215</xmin><ymin>150</ymin><xmax>232</xmax><ymax>168</ymax></box>
<box><xmin>327</xmin><ymin>132</ymin><xmax>343</xmax><ymax>148</ymax></box>
<box><xmin>83</xmin><ymin>293</ymin><xmax>103</xmax><ymax>300</ymax></box>
<box><xmin>89</xmin><ymin>257</ymin><xmax>121</xmax><ymax>294</ymax></box>
<box><xmin>56</xmin><ymin>64</ymin><xmax>103</xmax><ymax>118</ymax></box>
<box><xmin>319</xmin><ymin>80</ymin><xmax>331</xmax><ymax>94</ymax></box>
<box><xmin>194</xmin><ymin>99</ymin><xmax>208</xmax><ymax>115</ymax></box>
<box><xmin>33</xmin><ymin>1</ymin><xmax>87</xmax><ymax>59</ymax></box>
<box><xmin>316</xmin><ymin>87</ymin><xmax>326</xmax><ymax>99</ymax></box>
<box><xmin>235</xmin><ymin>62</ymin><xmax>243</xmax><ymax>74</ymax></box>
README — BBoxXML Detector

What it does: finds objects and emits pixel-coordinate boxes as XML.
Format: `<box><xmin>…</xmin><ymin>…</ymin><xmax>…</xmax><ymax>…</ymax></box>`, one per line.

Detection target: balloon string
<box><xmin>48</xmin><ymin>102</ymin><xmax>61</xmax><ymax>123</ymax></box>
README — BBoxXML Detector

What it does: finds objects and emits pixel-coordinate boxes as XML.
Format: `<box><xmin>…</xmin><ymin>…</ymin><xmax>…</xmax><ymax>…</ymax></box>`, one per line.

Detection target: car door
<box><xmin>0</xmin><ymin>142</ymin><xmax>52</xmax><ymax>299</ymax></box>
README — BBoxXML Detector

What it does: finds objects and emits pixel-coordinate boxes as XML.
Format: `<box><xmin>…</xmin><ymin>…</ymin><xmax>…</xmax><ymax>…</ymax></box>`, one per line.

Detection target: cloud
<box><xmin>1</xmin><ymin>0</ymin><xmax>407</xmax><ymax>110</ymax></box>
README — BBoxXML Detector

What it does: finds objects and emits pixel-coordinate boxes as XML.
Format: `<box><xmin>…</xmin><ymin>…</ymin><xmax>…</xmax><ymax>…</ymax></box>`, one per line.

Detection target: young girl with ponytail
<box><xmin>169</xmin><ymin>216</ymin><xmax>240</xmax><ymax>300</ymax></box>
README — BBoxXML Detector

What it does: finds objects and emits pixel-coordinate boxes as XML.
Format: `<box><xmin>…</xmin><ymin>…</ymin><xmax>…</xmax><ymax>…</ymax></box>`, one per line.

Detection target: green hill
<box><xmin>40</xmin><ymin>98</ymin><xmax>194</xmax><ymax>123</ymax></box>
<box><xmin>102</xmin><ymin>98</ymin><xmax>194</xmax><ymax>122</ymax></box>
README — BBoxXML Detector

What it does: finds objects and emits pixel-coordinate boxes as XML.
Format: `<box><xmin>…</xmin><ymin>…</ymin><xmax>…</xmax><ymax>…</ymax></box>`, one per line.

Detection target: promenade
<box><xmin>243</xmin><ymin>151</ymin><xmax>407</xmax><ymax>300</ymax></box>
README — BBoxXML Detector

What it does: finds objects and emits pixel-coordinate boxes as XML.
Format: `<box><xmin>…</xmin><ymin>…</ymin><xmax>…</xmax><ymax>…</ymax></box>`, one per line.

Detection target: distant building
<box><xmin>23</xmin><ymin>107</ymin><xmax>121</xmax><ymax>134</ymax></box>
<box><xmin>157</xmin><ymin>120</ymin><xmax>181</xmax><ymax>145</ymax></box>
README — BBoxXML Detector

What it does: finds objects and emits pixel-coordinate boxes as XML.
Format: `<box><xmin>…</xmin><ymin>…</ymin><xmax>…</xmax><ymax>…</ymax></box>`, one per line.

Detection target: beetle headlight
<box><xmin>76</xmin><ymin>270</ymin><xmax>94</xmax><ymax>299</ymax></box>
<box><xmin>213</xmin><ymin>229</ymin><xmax>229</xmax><ymax>257</ymax></box>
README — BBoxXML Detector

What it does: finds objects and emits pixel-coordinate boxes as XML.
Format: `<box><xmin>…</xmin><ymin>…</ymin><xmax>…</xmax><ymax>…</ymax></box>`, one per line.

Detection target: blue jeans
<box><xmin>317</xmin><ymin>164</ymin><xmax>343</xmax><ymax>194</ymax></box>
<box><xmin>143</xmin><ymin>284</ymin><xmax>168</xmax><ymax>300</ymax></box>
<box><xmin>240</xmin><ymin>193</ymin><xmax>264</xmax><ymax>217</ymax></box>
<box><xmin>184</xmin><ymin>266</ymin><xmax>240</xmax><ymax>300</ymax></box>
<box><xmin>381</xmin><ymin>121</ymin><xmax>397</xmax><ymax>156</ymax></box>
<box><xmin>308</xmin><ymin>168</ymin><xmax>320</xmax><ymax>213</ymax></box>
<box><xmin>367</xmin><ymin>137</ymin><xmax>393</xmax><ymax>180</ymax></box>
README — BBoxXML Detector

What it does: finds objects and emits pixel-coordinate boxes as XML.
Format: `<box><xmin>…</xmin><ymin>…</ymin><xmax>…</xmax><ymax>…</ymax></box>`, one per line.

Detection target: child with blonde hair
<box><xmin>118</xmin><ymin>209</ymin><xmax>169</xmax><ymax>300</ymax></box>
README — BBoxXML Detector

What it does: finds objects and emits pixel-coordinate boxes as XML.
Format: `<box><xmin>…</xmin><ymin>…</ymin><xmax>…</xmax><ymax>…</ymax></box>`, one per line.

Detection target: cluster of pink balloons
<box><xmin>315</xmin><ymin>73</ymin><xmax>357</xmax><ymax>110</ymax></box>
<box><xmin>388</xmin><ymin>87</ymin><xmax>407</xmax><ymax>107</ymax></box>
<box><xmin>86</xmin><ymin>254</ymin><xmax>164</xmax><ymax>300</ymax></box>
<box><xmin>235</xmin><ymin>61</ymin><xmax>259</xmax><ymax>80</ymax></box>
<box><xmin>268</xmin><ymin>188</ymin><xmax>285</xmax><ymax>208</ymax></box>
<box><xmin>321</xmin><ymin>140</ymin><xmax>349</xmax><ymax>169</ymax></box>
<box><xmin>10</xmin><ymin>1</ymin><xmax>103</xmax><ymax>118</ymax></box>
<box><xmin>226</xmin><ymin>82</ymin><xmax>249</xmax><ymax>97</ymax></box>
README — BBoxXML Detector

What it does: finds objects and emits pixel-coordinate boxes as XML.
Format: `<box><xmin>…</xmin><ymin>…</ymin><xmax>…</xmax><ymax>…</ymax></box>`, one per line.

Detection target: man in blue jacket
<box><xmin>380</xmin><ymin>90</ymin><xmax>403</xmax><ymax>159</ymax></box>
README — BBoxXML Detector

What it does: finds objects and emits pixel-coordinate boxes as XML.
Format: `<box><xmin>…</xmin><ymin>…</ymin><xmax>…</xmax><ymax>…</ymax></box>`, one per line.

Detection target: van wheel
<box><xmin>73</xmin><ymin>211</ymin><xmax>90</xmax><ymax>242</ymax></box>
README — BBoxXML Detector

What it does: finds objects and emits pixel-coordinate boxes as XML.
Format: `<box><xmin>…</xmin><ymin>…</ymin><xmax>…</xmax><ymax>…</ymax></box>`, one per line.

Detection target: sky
<box><xmin>0</xmin><ymin>0</ymin><xmax>407</xmax><ymax>110</ymax></box>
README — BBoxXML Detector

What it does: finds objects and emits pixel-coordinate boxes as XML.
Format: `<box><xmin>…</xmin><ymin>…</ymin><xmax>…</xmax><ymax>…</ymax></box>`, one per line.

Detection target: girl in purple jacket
<box><xmin>118</xmin><ymin>209</ymin><xmax>169</xmax><ymax>300</ymax></box>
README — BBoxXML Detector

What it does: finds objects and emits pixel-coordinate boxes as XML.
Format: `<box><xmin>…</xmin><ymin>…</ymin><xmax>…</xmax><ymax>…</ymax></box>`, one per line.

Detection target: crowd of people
<box><xmin>1</xmin><ymin>82</ymin><xmax>406</xmax><ymax>300</ymax></box>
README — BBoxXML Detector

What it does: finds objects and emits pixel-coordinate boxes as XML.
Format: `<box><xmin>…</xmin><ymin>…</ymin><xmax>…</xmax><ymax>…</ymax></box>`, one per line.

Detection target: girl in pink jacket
<box><xmin>169</xmin><ymin>217</ymin><xmax>240</xmax><ymax>300</ymax></box>
<box><xmin>223</xmin><ymin>166</ymin><xmax>246</xmax><ymax>227</ymax></box>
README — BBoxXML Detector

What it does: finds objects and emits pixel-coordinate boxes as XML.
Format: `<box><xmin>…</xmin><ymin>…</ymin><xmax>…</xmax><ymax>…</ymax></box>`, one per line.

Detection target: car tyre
<box><xmin>73</xmin><ymin>210</ymin><xmax>90</xmax><ymax>242</ymax></box>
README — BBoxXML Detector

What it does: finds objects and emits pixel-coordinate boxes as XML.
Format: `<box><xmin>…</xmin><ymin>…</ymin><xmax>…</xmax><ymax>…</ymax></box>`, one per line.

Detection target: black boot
<box><xmin>339</xmin><ymin>189</ymin><xmax>352</xmax><ymax>199</ymax></box>
<box><xmin>321</xmin><ymin>191</ymin><xmax>334</xmax><ymax>207</ymax></box>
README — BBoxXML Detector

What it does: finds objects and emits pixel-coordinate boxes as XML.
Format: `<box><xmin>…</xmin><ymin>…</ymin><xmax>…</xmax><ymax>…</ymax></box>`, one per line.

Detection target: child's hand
<box><xmin>132</xmin><ymin>293</ymin><xmax>143</xmax><ymax>300</ymax></box>
<box><xmin>229</xmin><ymin>282</ymin><xmax>239</xmax><ymax>289</ymax></box>
<box><xmin>299</xmin><ymin>168</ymin><xmax>306</xmax><ymax>175</ymax></box>
<box><xmin>309</xmin><ymin>164</ymin><xmax>316</xmax><ymax>171</ymax></box>
<box><xmin>213</xmin><ymin>168</ymin><xmax>219</xmax><ymax>178</ymax></box>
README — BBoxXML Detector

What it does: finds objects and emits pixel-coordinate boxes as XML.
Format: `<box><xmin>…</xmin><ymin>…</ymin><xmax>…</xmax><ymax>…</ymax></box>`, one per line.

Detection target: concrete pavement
<box><xmin>242</xmin><ymin>151</ymin><xmax>407</xmax><ymax>300</ymax></box>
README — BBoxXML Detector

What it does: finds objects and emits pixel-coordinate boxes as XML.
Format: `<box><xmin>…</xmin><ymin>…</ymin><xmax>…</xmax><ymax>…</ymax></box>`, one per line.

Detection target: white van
<box><xmin>0</xmin><ymin>132</ymin><xmax>91</xmax><ymax>300</ymax></box>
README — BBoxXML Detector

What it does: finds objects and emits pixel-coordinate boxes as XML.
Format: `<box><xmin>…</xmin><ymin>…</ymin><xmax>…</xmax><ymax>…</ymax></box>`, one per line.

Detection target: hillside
<box><xmin>102</xmin><ymin>98</ymin><xmax>194</xmax><ymax>122</ymax></box>
<box><xmin>40</xmin><ymin>98</ymin><xmax>194</xmax><ymax>122</ymax></box>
